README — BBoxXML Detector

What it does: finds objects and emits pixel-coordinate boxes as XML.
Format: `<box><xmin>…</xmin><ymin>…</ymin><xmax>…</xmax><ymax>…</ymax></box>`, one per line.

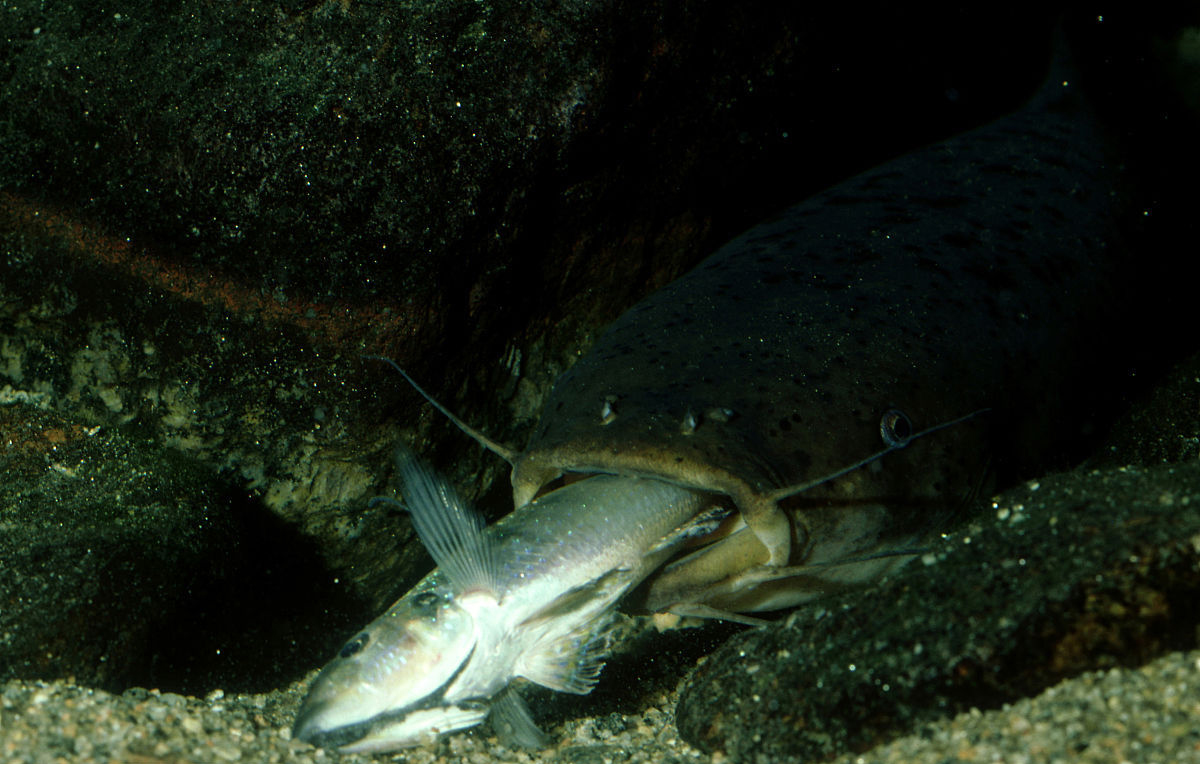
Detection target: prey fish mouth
<box><xmin>295</xmin><ymin>698</ymin><xmax>490</xmax><ymax>751</ymax></box>
<box><xmin>294</xmin><ymin>642</ymin><xmax>482</xmax><ymax>750</ymax></box>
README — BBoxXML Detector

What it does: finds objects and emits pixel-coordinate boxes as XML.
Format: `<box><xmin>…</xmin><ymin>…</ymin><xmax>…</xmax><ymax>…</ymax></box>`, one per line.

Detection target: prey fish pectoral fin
<box><xmin>512</xmin><ymin>500</ymin><xmax>734</xmax><ymax>697</ymax></box>
<box><xmin>517</xmin><ymin>569</ymin><xmax>631</xmax><ymax>694</ymax></box>
<box><xmin>520</xmin><ymin>616</ymin><xmax>617</xmax><ymax>695</ymax></box>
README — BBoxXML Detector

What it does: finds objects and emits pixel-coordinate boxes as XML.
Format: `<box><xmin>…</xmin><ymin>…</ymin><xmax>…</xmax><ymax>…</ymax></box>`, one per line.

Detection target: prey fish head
<box><xmin>292</xmin><ymin>582</ymin><xmax>485</xmax><ymax>752</ymax></box>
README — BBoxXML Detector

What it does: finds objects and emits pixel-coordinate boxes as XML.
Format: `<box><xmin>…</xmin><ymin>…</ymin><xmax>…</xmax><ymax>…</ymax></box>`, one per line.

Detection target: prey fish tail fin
<box><xmin>395</xmin><ymin>447</ymin><xmax>500</xmax><ymax>596</ymax></box>
<box><xmin>365</xmin><ymin>355</ymin><xmax>519</xmax><ymax>466</ymax></box>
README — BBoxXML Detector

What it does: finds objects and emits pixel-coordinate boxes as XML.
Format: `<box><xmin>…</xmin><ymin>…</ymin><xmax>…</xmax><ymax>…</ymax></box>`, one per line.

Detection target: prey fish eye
<box><xmin>412</xmin><ymin>591</ymin><xmax>441</xmax><ymax>610</ymax></box>
<box><xmin>338</xmin><ymin>632</ymin><xmax>370</xmax><ymax>659</ymax></box>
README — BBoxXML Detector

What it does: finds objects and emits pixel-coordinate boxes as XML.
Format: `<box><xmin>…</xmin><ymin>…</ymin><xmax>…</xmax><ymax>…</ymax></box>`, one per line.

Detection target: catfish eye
<box><xmin>879</xmin><ymin>409</ymin><xmax>913</xmax><ymax>448</ymax></box>
<box><xmin>339</xmin><ymin>632</ymin><xmax>370</xmax><ymax>659</ymax></box>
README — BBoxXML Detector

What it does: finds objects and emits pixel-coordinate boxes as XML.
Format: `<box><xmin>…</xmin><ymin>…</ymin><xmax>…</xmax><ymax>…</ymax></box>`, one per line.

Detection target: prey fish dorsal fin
<box><xmin>396</xmin><ymin>447</ymin><xmax>500</xmax><ymax>596</ymax></box>
<box><xmin>365</xmin><ymin>355</ymin><xmax>519</xmax><ymax>466</ymax></box>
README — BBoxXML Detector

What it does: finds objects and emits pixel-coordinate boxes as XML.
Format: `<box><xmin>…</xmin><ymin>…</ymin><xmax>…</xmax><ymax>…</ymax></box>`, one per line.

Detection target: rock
<box><xmin>0</xmin><ymin>0</ymin><xmax>1079</xmax><ymax>685</ymax></box>
<box><xmin>828</xmin><ymin>648</ymin><xmax>1200</xmax><ymax>764</ymax></box>
<box><xmin>0</xmin><ymin>404</ymin><xmax>355</xmax><ymax>694</ymax></box>
<box><xmin>0</xmin><ymin>405</ymin><xmax>229</xmax><ymax>689</ymax></box>
<box><xmin>674</xmin><ymin>361</ymin><xmax>1200</xmax><ymax>761</ymax></box>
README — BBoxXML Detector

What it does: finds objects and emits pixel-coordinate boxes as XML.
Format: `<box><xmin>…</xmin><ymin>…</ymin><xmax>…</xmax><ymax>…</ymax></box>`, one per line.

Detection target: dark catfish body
<box><xmin>509</xmin><ymin>66</ymin><xmax>1124</xmax><ymax>613</ymax></box>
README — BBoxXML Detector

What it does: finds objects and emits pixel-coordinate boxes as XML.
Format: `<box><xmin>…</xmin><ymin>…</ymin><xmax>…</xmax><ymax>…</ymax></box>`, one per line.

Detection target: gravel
<box><xmin>3</xmin><ymin>649</ymin><xmax>1198</xmax><ymax>764</ymax></box>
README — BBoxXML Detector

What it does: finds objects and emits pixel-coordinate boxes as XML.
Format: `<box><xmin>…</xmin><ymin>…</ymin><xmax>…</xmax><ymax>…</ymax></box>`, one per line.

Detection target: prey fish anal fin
<box><xmin>395</xmin><ymin>447</ymin><xmax>500</xmax><ymax>596</ymax></box>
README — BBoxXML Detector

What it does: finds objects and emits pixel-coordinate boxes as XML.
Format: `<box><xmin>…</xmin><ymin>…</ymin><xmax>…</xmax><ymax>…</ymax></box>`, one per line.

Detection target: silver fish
<box><xmin>292</xmin><ymin>450</ymin><xmax>717</xmax><ymax>752</ymax></box>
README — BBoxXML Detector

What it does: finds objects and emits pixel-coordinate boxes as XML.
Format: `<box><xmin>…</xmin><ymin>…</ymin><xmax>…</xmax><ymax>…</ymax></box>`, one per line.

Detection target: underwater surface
<box><xmin>2</xmin><ymin>2</ymin><xmax>1199</xmax><ymax>762</ymax></box>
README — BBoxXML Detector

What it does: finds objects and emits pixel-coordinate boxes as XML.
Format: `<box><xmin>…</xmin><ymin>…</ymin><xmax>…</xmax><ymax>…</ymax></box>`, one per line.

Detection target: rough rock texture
<box><xmin>0</xmin><ymin>405</ymin><xmax>361</xmax><ymax>695</ymax></box>
<box><xmin>0</xmin><ymin>0</ymin><xmax>1087</xmax><ymax>693</ymax></box>
<box><xmin>0</xmin><ymin>405</ymin><xmax>229</xmax><ymax>691</ymax></box>
<box><xmin>1089</xmin><ymin>352</ymin><xmax>1200</xmax><ymax>469</ymax></box>
<box><xmin>0</xmin><ymin>1</ymin><xmax>1057</xmax><ymax>309</ymax></box>
<box><xmin>1</xmin><ymin>4</ymin><xmax>1199</xmax><ymax>764</ymax></box>
<box><xmin>675</xmin><ymin>458</ymin><xmax>1200</xmax><ymax>761</ymax></box>
<box><xmin>2</xmin><ymin>445</ymin><xmax>1200</xmax><ymax>763</ymax></box>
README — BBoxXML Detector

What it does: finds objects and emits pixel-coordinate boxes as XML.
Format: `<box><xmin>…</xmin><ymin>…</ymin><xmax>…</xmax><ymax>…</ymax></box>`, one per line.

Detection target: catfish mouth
<box><xmin>528</xmin><ymin>470</ymin><xmax>597</xmax><ymax>501</ymax></box>
<box><xmin>537</xmin><ymin>468</ymin><xmax>726</xmax><ymax>504</ymax></box>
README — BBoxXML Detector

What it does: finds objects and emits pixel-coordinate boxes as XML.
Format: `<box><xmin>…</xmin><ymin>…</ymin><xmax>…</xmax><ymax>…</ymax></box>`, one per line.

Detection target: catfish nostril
<box><xmin>879</xmin><ymin>409</ymin><xmax>913</xmax><ymax>448</ymax></box>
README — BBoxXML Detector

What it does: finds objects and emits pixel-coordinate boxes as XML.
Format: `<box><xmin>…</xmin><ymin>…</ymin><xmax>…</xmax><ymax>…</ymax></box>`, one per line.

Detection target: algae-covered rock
<box><xmin>0</xmin><ymin>404</ymin><xmax>352</xmax><ymax>694</ymax></box>
<box><xmin>675</xmin><ymin>364</ymin><xmax>1200</xmax><ymax>762</ymax></box>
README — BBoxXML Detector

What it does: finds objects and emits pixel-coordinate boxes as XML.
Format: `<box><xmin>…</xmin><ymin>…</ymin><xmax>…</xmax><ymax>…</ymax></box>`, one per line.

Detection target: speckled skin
<box><xmin>510</xmin><ymin>67</ymin><xmax>1124</xmax><ymax>611</ymax></box>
